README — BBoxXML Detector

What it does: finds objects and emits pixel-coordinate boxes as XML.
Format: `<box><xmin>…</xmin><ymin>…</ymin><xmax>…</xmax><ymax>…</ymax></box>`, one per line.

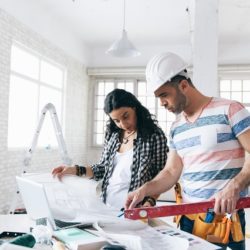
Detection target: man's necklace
<box><xmin>122</xmin><ymin>131</ymin><xmax>136</xmax><ymax>144</ymax></box>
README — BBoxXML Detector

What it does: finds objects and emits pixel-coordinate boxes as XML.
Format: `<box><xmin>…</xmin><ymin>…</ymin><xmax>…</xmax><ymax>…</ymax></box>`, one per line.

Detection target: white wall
<box><xmin>0</xmin><ymin>0</ymin><xmax>89</xmax><ymax>65</ymax></box>
<box><xmin>0</xmin><ymin>9</ymin><xmax>89</xmax><ymax>213</ymax></box>
<box><xmin>88</xmin><ymin>44</ymin><xmax>192</xmax><ymax>68</ymax></box>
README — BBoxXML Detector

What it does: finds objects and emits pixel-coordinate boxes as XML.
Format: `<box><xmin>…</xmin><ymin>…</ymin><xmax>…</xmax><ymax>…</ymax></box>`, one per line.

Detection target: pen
<box><xmin>117</xmin><ymin>208</ymin><xmax>124</xmax><ymax>217</ymax></box>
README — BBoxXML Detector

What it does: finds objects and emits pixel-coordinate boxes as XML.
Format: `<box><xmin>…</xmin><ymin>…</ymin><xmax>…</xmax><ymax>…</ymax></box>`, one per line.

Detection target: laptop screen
<box><xmin>16</xmin><ymin>176</ymin><xmax>57</xmax><ymax>230</ymax></box>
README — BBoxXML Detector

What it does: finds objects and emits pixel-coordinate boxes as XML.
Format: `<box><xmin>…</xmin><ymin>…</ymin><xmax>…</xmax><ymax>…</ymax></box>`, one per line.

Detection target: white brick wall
<box><xmin>0</xmin><ymin>9</ymin><xmax>89</xmax><ymax>213</ymax></box>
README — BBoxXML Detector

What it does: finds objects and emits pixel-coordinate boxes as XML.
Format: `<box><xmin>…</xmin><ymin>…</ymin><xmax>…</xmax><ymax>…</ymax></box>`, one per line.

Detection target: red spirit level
<box><xmin>124</xmin><ymin>197</ymin><xmax>250</xmax><ymax>220</ymax></box>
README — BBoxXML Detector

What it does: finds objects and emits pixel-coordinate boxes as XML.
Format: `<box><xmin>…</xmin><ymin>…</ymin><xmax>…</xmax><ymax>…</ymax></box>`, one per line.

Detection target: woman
<box><xmin>52</xmin><ymin>89</ymin><xmax>168</xmax><ymax>209</ymax></box>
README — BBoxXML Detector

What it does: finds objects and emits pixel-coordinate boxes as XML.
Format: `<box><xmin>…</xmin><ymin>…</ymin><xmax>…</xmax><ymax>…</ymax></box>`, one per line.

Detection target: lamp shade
<box><xmin>106</xmin><ymin>30</ymin><xmax>140</xmax><ymax>57</ymax></box>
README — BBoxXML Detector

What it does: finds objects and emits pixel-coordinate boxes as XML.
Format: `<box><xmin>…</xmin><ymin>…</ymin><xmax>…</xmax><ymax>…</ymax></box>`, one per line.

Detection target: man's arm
<box><xmin>125</xmin><ymin>150</ymin><xmax>183</xmax><ymax>209</ymax></box>
<box><xmin>214</xmin><ymin>129</ymin><xmax>250</xmax><ymax>214</ymax></box>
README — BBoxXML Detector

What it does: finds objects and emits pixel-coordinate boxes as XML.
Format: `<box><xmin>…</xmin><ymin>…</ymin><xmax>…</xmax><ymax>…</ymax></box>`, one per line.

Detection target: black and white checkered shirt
<box><xmin>91</xmin><ymin>127</ymin><xmax>168</xmax><ymax>203</ymax></box>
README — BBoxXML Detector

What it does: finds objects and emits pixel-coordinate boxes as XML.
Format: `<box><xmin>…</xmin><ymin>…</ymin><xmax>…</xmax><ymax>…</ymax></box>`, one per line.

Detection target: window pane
<box><xmin>96</xmin><ymin>134</ymin><xmax>104</xmax><ymax>145</ymax></box>
<box><xmin>138</xmin><ymin>96</ymin><xmax>146</xmax><ymax>106</ymax></box>
<box><xmin>231</xmin><ymin>80</ymin><xmax>242</xmax><ymax>91</ymax></box>
<box><xmin>97</xmin><ymin>96</ymin><xmax>105</xmax><ymax>109</ymax></box>
<box><xmin>96</xmin><ymin>121</ymin><xmax>104</xmax><ymax>133</ymax></box>
<box><xmin>8</xmin><ymin>76</ymin><xmax>38</xmax><ymax>147</ymax></box>
<box><xmin>9</xmin><ymin>44</ymin><xmax>65</xmax><ymax>149</ymax></box>
<box><xmin>220</xmin><ymin>80</ymin><xmax>230</xmax><ymax>91</ymax></box>
<box><xmin>243</xmin><ymin>92</ymin><xmax>250</xmax><ymax>103</ymax></box>
<box><xmin>125</xmin><ymin>81</ymin><xmax>134</xmax><ymax>93</ymax></box>
<box><xmin>231</xmin><ymin>92</ymin><xmax>242</xmax><ymax>102</ymax></box>
<box><xmin>117</xmin><ymin>82</ymin><xmax>125</xmax><ymax>89</ymax></box>
<box><xmin>96</xmin><ymin>109</ymin><xmax>104</xmax><ymax>120</ymax></box>
<box><xmin>157</xmin><ymin>108</ymin><xmax>167</xmax><ymax>121</ymax></box>
<box><xmin>40</xmin><ymin>60</ymin><xmax>63</xmax><ymax>88</ymax></box>
<box><xmin>138</xmin><ymin>81</ymin><xmax>147</xmax><ymax>96</ymax></box>
<box><xmin>11</xmin><ymin>45</ymin><xmax>39</xmax><ymax>79</ymax></box>
<box><xmin>220</xmin><ymin>92</ymin><xmax>231</xmax><ymax>99</ymax></box>
<box><xmin>243</xmin><ymin>80</ymin><xmax>250</xmax><ymax>91</ymax></box>
<box><xmin>147</xmin><ymin>96</ymin><xmax>156</xmax><ymax>109</ymax></box>
<box><xmin>98</xmin><ymin>82</ymin><xmax>105</xmax><ymax>95</ymax></box>
<box><xmin>105</xmin><ymin>82</ymin><xmax>114</xmax><ymax>95</ymax></box>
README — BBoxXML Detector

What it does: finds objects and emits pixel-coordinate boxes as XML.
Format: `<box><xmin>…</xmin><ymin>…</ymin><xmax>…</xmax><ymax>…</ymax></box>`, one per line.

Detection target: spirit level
<box><xmin>124</xmin><ymin>197</ymin><xmax>250</xmax><ymax>220</ymax></box>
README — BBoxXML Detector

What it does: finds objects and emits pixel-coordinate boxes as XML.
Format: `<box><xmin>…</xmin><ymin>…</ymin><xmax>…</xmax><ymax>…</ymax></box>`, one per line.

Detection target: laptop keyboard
<box><xmin>54</xmin><ymin>219</ymin><xmax>93</xmax><ymax>229</ymax></box>
<box><xmin>54</xmin><ymin>219</ymin><xmax>81</xmax><ymax>228</ymax></box>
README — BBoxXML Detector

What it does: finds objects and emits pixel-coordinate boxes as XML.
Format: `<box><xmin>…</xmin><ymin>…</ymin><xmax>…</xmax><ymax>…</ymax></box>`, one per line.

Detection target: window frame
<box><xmin>218</xmin><ymin>65</ymin><xmax>250</xmax><ymax>111</ymax></box>
<box><xmin>8</xmin><ymin>41</ymin><xmax>66</xmax><ymax>149</ymax></box>
<box><xmin>91</xmin><ymin>75</ymin><xmax>175</xmax><ymax>147</ymax></box>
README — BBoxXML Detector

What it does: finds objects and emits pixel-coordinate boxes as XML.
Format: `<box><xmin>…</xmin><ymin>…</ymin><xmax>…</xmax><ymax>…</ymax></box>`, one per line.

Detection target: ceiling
<box><xmin>1</xmin><ymin>0</ymin><xmax>250</xmax><ymax>64</ymax></box>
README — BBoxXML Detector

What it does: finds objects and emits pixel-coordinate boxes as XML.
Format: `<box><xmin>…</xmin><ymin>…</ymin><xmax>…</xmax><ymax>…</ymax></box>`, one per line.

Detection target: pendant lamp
<box><xmin>106</xmin><ymin>0</ymin><xmax>140</xmax><ymax>57</ymax></box>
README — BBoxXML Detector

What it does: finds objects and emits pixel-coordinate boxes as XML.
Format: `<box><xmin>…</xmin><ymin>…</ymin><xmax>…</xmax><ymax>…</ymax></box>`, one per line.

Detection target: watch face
<box><xmin>80</xmin><ymin>166</ymin><xmax>86</xmax><ymax>176</ymax></box>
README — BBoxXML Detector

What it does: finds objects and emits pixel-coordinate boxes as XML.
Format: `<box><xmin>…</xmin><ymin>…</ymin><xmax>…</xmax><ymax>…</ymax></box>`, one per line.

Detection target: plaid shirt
<box><xmin>91</xmin><ymin>127</ymin><xmax>168</xmax><ymax>203</ymax></box>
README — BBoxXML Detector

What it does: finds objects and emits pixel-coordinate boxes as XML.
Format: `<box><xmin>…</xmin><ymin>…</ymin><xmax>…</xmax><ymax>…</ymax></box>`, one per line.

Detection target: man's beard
<box><xmin>172</xmin><ymin>90</ymin><xmax>187</xmax><ymax>114</ymax></box>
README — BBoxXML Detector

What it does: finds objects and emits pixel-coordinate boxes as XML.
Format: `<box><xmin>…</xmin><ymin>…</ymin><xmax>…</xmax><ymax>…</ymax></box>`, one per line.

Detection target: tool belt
<box><xmin>174</xmin><ymin>183</ymin><xmax>244</xmax><ymax>244</ymax></box>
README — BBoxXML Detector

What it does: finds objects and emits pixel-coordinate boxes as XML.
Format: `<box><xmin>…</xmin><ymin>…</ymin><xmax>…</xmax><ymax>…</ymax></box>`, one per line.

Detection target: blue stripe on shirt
<box><xmin>174</xmin><ymin>136</ymin><xmax>200</xmax><ymax>150</ymax></box>
<box><xmin>232</xmin><ymin>116</ymin><xmax>250</xmax><ymax>136</ymax></box>
<box><xmin>171</xmin><ymin>114</ymin><xmax>229</xmax><ymax>137</ymax></box>
<box><xmin>183</xmin><ymin>187</ymin><xmax>217</xmax><ymax>199</ymax></box>
<box><xmin>217</xmin><ymin>133</ymin><xmax>236</xmax><ymax>143</ymax></box>
<box><xmin>183</xmin><ymin>168</ymin><xmax>241</xmax><ymax>181</ymax></box>
<box><xmin>183</xmin><ymin>187</ymin><xmax>248</xmax><ymax>199</ymax></box>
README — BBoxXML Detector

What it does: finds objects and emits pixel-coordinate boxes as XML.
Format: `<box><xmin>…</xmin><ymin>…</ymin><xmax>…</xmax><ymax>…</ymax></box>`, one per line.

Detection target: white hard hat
<box><xmin>146</xmin><ymin>52</ymin><xmax>189</xmax><ymax>93</ymax></box>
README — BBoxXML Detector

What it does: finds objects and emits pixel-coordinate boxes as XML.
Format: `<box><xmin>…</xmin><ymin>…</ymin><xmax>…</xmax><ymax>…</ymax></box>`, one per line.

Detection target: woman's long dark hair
<box><xmin>104</xmin><ymin>89</ymin><xmax>159</xmax><ymax>140</ymax></box>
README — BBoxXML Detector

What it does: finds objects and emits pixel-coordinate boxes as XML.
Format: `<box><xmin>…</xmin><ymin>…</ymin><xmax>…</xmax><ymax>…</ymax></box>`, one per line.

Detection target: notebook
<box><xmin>16</xmin><ymin>176</ymin><xmax>92</xmax><ymax>231</ymax></box>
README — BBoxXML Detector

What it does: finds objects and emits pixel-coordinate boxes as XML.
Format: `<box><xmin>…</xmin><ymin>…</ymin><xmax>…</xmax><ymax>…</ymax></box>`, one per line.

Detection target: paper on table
<box><xmin>0</xmin><ymin>214</ymin><xmax>35</xmax><ymax>235</ymax></box>
<box><xmin>154</xmin><ymin>225</ymin><xmax>219</xmax><ymax>250</ymax></box>
<box><xmin>101</xmin><ymin>226</ymin><xmax>189</xmax><ymax>250</ymax></box>
<box><xmin>105</xmin><ymin>234</ymin><xmax>142</xmax><ymax>250</ymax></box>
<box><xmin>21</xmin><ymin>173</ymin><xmax>120</xmax><ymax>222</ymax></box>
<box><xmin>0</xmin><ymin>243</ymin><xmax>32</xmax><ymax>250</ymax></box>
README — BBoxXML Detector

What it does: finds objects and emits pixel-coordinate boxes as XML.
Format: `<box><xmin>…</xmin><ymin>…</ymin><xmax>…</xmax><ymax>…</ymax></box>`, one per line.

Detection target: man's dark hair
<box><xmin>167</xmin><ymin>70</ymin><xmax>194</xmax><ymax>88</ymax></box>
<box><xmin>104</xmin><ymin>88</ymin><xmax>159</xmax><ymax>140</ymax></box>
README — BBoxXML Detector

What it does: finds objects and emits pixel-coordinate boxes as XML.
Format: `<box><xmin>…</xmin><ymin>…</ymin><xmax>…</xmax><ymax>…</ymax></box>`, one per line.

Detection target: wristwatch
<box><xmin>75</xmin><ymin>165</ymin><xmax>86</xmax><ymax>176</ymax></box>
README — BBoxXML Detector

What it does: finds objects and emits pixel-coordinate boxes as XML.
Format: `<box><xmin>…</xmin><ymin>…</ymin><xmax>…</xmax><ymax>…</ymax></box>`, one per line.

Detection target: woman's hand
<box><xmin>52</xmin><ymin>165</ymin><xmax>77</xmax><ymax>180</ymax></box>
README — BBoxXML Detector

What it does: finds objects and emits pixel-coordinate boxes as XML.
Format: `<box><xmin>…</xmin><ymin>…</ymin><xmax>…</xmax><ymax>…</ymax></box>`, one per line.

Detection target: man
<box><xmin>125</xmin><ymin>52</ymin><xmax>250</xmax><ymax>250</ymax></box>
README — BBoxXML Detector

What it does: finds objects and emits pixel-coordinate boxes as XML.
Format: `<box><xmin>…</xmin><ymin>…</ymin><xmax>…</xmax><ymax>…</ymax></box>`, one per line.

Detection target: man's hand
<box><xmin>214</xmin><ymin>180</ymin><xmax>240</xmax><ymax>214</ymax></box>
<box><xmin>52</xmin><ymin>165</ymin><xmax>76</xmax><ymax>180</ymax></box>
<box><xmin>125</xmin><ymin>185</ymin><xmax>147</xmax><ymax>210</ymax></box>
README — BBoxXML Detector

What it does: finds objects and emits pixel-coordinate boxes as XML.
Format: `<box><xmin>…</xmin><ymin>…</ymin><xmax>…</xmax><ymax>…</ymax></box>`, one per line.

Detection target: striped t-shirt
<box><xmin>169</xmin><ymin>97</ymin><xmax>250</xmax><ymax>203</ymax></box>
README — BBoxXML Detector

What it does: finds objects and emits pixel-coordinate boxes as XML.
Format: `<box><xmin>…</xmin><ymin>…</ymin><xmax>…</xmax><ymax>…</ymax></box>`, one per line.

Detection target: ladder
<box><xmin>8</xmin><ymin>103</ymin><xmax>72</xmax><ymax>214</ymax></box>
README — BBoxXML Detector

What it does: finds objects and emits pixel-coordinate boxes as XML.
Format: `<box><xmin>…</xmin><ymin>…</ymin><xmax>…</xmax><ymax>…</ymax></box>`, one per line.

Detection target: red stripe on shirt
<box><xmin>183</xmin><ymin>148</ymin><xmax>245</xmax><ymax>166</ymax></box>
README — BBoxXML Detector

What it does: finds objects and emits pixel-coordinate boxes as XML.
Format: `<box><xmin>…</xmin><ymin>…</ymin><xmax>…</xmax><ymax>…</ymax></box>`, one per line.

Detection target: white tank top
<box><xmin>106</xmin><ymin>148</ymin><xmax>133</xmax><ymax>209</ymax></box>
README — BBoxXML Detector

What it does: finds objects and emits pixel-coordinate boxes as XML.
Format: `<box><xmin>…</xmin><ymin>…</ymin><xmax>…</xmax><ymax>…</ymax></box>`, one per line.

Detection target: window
<box><xmin>219</xmin><ymin>74</ymin><xmax>250</xmax><ymax>112</ymax></box>
<box><xmin>93</xmin><ymin>79</ymin><xmax>175</xmax><ymax>146</ymax></box>
<box><xmin>8</xmin><ymin>43</ymin><xmax>65</xmax><ymax>148</ymax></box>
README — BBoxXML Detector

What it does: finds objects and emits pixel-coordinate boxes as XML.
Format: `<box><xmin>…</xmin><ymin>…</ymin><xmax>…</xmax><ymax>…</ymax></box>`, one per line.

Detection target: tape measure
<box><xmin>124</xmin><ymin>197</ymin><xmax>250</xmax><ymax>220</ymax></box>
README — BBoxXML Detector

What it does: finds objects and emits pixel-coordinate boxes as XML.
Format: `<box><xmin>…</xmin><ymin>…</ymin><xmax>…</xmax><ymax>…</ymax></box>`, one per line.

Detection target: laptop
<box><xmin>16</xmin><ymin>176</ymin><xmax>91</xmax><ymax>231</ymax></box>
